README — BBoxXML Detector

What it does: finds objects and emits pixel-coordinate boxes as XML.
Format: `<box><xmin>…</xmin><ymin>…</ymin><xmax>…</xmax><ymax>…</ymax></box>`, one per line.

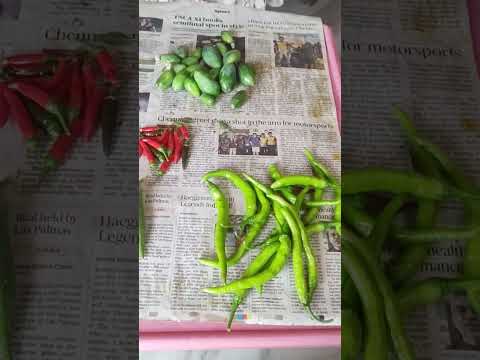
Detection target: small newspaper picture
<box><xmin>218</xmin><ymin>128</ymin><xmax>279</xmax><ymax>157</ymax></box>
<box><xmin>274</xmin><ymin>33</ymin><xmax>324</xmax><ymax>70</ymax></box>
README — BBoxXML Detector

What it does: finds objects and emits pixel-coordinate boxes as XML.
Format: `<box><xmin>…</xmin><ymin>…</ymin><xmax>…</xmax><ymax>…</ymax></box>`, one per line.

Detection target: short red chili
<box><xmin>95</xmin><ymin>49</ymin><xmax>118</xmax><ymax>85</ymax></box>
<box><xmin>44</xmin><ymin>119</ymin><xmax>83</xmax><ymax>172</ymax></box>
<box><xmin>172</xmin><ymin>129</ymin><xmax>183</xmax><ymax>163</ymax></box>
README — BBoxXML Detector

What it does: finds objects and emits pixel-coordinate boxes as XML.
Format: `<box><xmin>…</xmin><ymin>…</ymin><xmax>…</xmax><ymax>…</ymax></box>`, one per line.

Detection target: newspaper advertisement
<box><xmin>343</xmin><ymin>0</ymin><xmax>480</xmax><ymax>358</ymax></box>
<box><xmin>139</xmin><ymin>3</ymin><xmax>341</xmax><ymax>326</ymax></box>
<box><xmin>0</xmin><ymin>1</ymin><xmax>138</xmax><ymax>358</ymax></box>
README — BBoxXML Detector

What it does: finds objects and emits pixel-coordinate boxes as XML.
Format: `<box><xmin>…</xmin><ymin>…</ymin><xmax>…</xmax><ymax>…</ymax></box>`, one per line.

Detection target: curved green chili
<box><xmin>304</xmin><ymin>199</ymin><xmax>339</xmax><ymax>207</ymax></box>
<box><xmin>227</xmin><ymin>241</ymin><xmax>280</xmax><ymax>331</ymax></box>
<box><xmin>295</xmin><ymin>186</ymin><xmax>311</xmax><ymax>213</ymax></box>
<box><xmin>398</xmin><ymin>278</ymin><xmax>480</xmax><ymax>316</ymax></box>
<box><xmin>306</xmin><ymin>222</ymin><xmax>339</xmax><ymax>235</ymax></box>
<box><xmin>394</xmin><ymin>226</ymin><xmax>480</xmax><ymax>245</ymax></box>
<box><xmin>369</xmin><ymin>194</ymin><xmax>408</xmax><ymax>257</ymax></box>
<box><xmin>206</xmin><ymin>181</ymin><xmax>229</xmax><ymax>284</ymax></box>
<box><xmin>344</xmin><ymin>227</ymin><xmax>415</xmax><ymax>360</ymax></box>
<box><xmin>271</xmin><ymin>175</ymin><xmax>327</xmax><ymax>190</ymax></box>
<box><xmin>342</xmin><ymin>199</ymin><xmax>375</xmax><ymax>238</ymax></box>
<box><xmin>200</xmin><ymin>186</ymin><xmax>271</xmax><ymax>269</ymax></box>
<box><xmin>341</xmin><ymin>308</ymin><xmax>363</xmax><ymax>360</ymax></box>
<box><xmin>268</xmin><ymin>164</ymin><xmax>297</xmax><ymax>204</ymax></box>
<box><xmin>203</xmin><ymin>234</ymin><xmax>291</xmax><ymax>295</ymax></box>
<box><xmin>342</xmin><ymin>239</ymin><xmax>389</xmax><ymax>360</ymax></box>
<box><xmin>202</xmin><ymin>169</ymin><xmax>257</xmax><ymax>227</ymax></box>
<box><xmin>343</xmin><ymin>169</ymin><xmax>473</xmax><ymax>200</ymax></box>
<box><xmin>303</xmin><ymin>188</ymin><xmax>324</xmax><ymax>225</ymax></box>
<box><xmin>304</xmin><ymin>149</ymin><xmax>336</xmax><ymax>185</ymax></box>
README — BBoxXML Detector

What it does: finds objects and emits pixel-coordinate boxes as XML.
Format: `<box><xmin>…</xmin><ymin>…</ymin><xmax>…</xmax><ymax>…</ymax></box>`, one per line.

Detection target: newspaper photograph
<box><xmin>138</xmin><ymin>2</ymin><xmax>341</xmax><ymax>326</ymax></box>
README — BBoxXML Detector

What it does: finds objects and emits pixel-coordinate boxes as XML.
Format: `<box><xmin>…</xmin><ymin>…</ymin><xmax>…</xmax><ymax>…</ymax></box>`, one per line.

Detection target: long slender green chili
<box><xmin>398</xmin><ymin>278</ymin><xmax>480</xmax><ymax>316</ymax></box>
<box><xmin>341</xmin><ymin>308</ymin><xmax>363</xmax><ymax>360</ymax></box>
<box><xmin>272</xmin><ymin>201</ymin><xmax>287</xmax><ymax>232</ymax></box>
<box><xmin>390</xmin><ymin>107</ymin><xmax>441</xmax><ymax>285</ymax></box>
<box><xmin>206</xmin><ymin>181</ymin><xmax>229</xmax><ymax>284</ymax></box>
<box><xmin>343</xmin><ymin>169</ymin><xmax>474</xmax><ymax>200</ymax></box>
<box><xmin>342</xmin><ymin>199</ymin><xmax>375</xmax><ymax>238</ymax></box>
<box><xmin>304</xmin><ymin>149</ymin><xmax>336</xmax><ymax>185</ymax></box>
<box><xmin>139</xmin><ymin>186</ymin><xmax>146</xmax><ymax>258</ymax></box>
<box><xmin>344</xmin><ymin>228</ymin><xmax>415</xmax><ymax>360</ymax></box>
<box><xmin>200</xmin><ymin>186</ymin><xmax>271</xmax><ymax>269</ymax></box>
<box><xmin>303</xmin><ymin>188</ymin><xmax>324</xmax><ymax>224</ymax></box>
<box><xmin>202</xmin><ymin>169</ymin><xmax>257</xmax><ymax>229</ymax></box>
<box><xmin>394</xmin><ymin>226</ymin><xmax>480</xmax><ymax>245</ymax></box>
<box><xmin>342</xmin><ymin>240</ymin><xmax>389</xmax><ymax>360</ymax></box>
<box><xmin>369</xmin><ymin>194</ymin><xmax>408</xmax><ymax>257</ymax></box>
<box><xmin>271</xmin><ymin>175</ymin><xmax>327</xmax><ymax>190</ymax></box>
<box><xmin>268</xmin><ymin>164</ymin><xmax>297</xmax><ymax>204</ymax></box>
<box><xmin>203</xmin><ymin>234</ymin><xmax>291</xmax><ymax>295</ymax></box>
<box><xmin>305</xmin><ymin>200</ymin><xmax>339</xmax><ymax>207</ymax></box>
<box><xmin>306</xmin><ymin>222</ymin><xmax>339</xmax><ymax>235</ymax></box>
<box><xmin>295</xmin><ymin>186</ymin><xmax>311</xmax><ymax>213</ymax></box>
<box><xmin>227</xmin><ymin>241</ymin><xmax>280</xmax><ymax>331</ymax></box>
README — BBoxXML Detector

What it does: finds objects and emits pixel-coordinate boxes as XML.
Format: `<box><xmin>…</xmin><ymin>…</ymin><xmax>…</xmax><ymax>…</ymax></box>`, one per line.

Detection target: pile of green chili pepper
<box><xmin>341</xmin><ymin>107</ymin><xmax>480</xmax><ymax>360</ymax></box>
<box><xmin>200</xmin><ymin>149</ymin><xmax>340</xmax><ymax>331</ymax></box>
<box><xmin>0</xmin><ymin>35</ymin><xmax>125</xmax><ymax>173</ymax></box>
<box><xmin>157</xmin><ymin>31</ymin><xmax>256</xmax><ymax>109</ymax></box>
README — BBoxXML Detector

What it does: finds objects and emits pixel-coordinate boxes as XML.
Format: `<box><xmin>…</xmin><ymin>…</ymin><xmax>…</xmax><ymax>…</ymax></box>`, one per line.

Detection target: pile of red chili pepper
<box><xmin>0</xmin><ymin>47</ymin><xmax>119</xmax><ymax>173</ymax></box>
<box><xmin>138</xmin><ymin>124</ymin><xmax>190</xmax><ymax>176</ymax></box>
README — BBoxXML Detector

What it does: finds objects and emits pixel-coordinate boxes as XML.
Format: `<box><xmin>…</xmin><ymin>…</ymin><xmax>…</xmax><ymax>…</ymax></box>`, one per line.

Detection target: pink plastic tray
<box><xmin>139</xmin><ymin>24</ymin><xmax>341</xmax><ymax>351</ymax></box>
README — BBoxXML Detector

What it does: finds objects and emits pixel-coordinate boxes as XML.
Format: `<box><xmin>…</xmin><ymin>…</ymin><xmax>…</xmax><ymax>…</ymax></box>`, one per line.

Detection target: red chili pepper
<box><xmin>45</xmin><ymin>59</ymin><xmax>70</xmax><ymax>91</ymax></box>
<box><xmin>44</xmin><ymin>119</ymin><xmax>83</xmax><ymax>173</ymax></box>
<box><xmin>95</xmin><ymin>49</ymin><xmax>118</xmax><ymax>85</ymax></box>
<box><xmin>82</xmin><ymin>61</ymin><xmax>97</xmax><ymax>96</ymax></box>
<box><xmin>178</xmin><ymin>125</ymin><xmax>190</xmax><ymax>140</ymax></box>
<box><xmin>10</xmin><ymin>81</ymin><xmax>70</xmax><ymax>135</ymax></box>
<box><xmin>2</xmin><ymin>87</ymin><xmax>36</xmax><ymax>139</ymax></box>
<box><xmin>167</xmin><ymin>129</ymin><xmax>175</xmax><ymax>154</ymax></box>
<box><xmin>172</xmin><ymin>129</ymin><xmax>183</xmax><ymax>163</ymax></box>
<box><xmin>159</xmin><ymin>159</ymin><xmax>172</xmax><ymax>174</ymax></box>
<box><xmin>157</xmin><ymin>129</ymin><xmax>170</xmax><ymax>145</ymax></box>
<box><xmin>141</xmin><ymin>137</ymin><xmax>164</xmax><ymax>151</ymax></box>
<box><xmin>139</xmin><ymin>141</ymin><xmax>156</xmax><ymax>164</ymax></box>
<box><xmin>140</xmin><ymin>125</ymin><xmax>162</xmax><ymax>134</ymax></box>
<box><xmin>82</xmin><ymin>85</ymin><xmax>106</xmax><ymax>141</ymax></box>
<box><xmin>3</xmin><ymin>53</ymin><xmax>49</xmax><ymax>67</ymax></box>
<box><xmin>0</xmin><ymin>88</ymin><xmax>10</xmax><ymax>128</ymax></box>
<box><xmin>51</xmin><ymin>62</ymin><xmax>73</xmax><ymax>105</ymax></box>
<box><xmin>67</xmin><ymin>62</ymin><xmax>83</xmax><ymax>122</ymax></box>
<box><xmin>141</xmin><ymin>138</ymin><xmax>170</xmax><ymax>160</ymax></box>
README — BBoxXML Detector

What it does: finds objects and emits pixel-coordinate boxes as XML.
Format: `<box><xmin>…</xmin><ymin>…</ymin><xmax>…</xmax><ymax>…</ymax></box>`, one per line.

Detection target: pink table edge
<box><xmin>139</xmin><ymin>24</ymin><xmax>342</xmax><ymax>352</ymax></box>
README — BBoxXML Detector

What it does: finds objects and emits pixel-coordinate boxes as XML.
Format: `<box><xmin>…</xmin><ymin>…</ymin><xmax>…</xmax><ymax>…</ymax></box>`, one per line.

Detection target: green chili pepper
<box><xmin>206</xmin><ymin>181</ymin><xmax>230</xmax><ymax>284</ymax></box>
<box><xmin>341</xmin><ymin>308</ymin><xmax>363</xmax><ymax>360</ymax></box>
<box><xmin>394</xmin><ymin>226</ymin><xmax>480</xmax><ymax>245</ymax></box>
<box><xmin>226</xmin><ymin>241</ymin><xmax>280</xmax><ymax>331</ymax></box>
<box><xmin>271</xmin><ymin>175</ymin><xmax>327</xmax><ymax>190</ymax></box>
<box><xmin>344</xmin><ymin>227</ymin><xmax>415</xmax><ymax>360</ymax></box>
<box><xmin>342</xmin><ymin>238</ymin><xmax>389</xmax><ymax>360</ymax></box>
<box><xmin>295</xmin><ymin>186</ymin><xmax>312</xmax><ymax>213</ymax></box>
<box><xmin>202</xmin><ymin>169</ymin><xmax>257</xmax><ymax>229</ymax></box>
<box><xmin>303</xmin><ymin>188</ymin><xmax>324</xmax><ymax>225</ymax></box>
<box><xmin>268</xmin><ymin>164</ymin><xmax>297</xmax><ymax>204</ymax></box>
<box><xmin>342</xmin><ymin>198</ymin><xmax>375</xmax><ymax>238</ymax></box>
<box><xmin>203</xmin><ymin>234</ymin><xmax>290</xmax><ymax>295</ymax></box>
<box><xmin>199</xmin><ymin>186</ymin><xmax>271</xmax><ymax>269</ymax></box>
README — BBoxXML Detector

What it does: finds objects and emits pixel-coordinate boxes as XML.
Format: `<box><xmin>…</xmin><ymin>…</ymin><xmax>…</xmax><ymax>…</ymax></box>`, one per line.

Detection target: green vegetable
<box><xmin>191</xmin><ymin>48</ymin><xmax>202</xmax><ymax>58</ymax></box>
<box><xmin>173</xmin><ymin>64</ymin><xmax>187</xmax><ymax>73</ymax></box>
<box><xmin>193</xmin><ymin>70</ymin><xmax>221</xmax><ymax>96</ymax></box>
<box><xmin>231</xmin><ymin>90</ymin><xmax>247</xmax><ymax>109</ymax></box>
<box><xmin>216</xmin><ymin>42</ymin><xmax>229</xmax><ymax>55</ymax></box>
<box><xmin>219</xmin><ymin>63</ymin><xmax>237</xmax><ymax>93</ymax></box>
<box><xmin>223</xmin><ymin>50</ymin><xmax>241</xmax><ymax>64</ymax></box>
<box><xmin>221</xmin><ymin>31</ymin><xmax>234</xmax><ymax>45</ymax></box>
<box><xmin>186</xmin><ymin>63</ymin><xmax>204</xmax><ymax>74</ymax></box>
<box><xmin>206</xmin><ymin>181</ymin><xmax>229</xmax><ymax>284</ymax></box>
<box><xmin>184</xmin><ymin>77</ymin><xmax>201</xmax><ymax>97</ymax></box>
<box><xmin>172</xmin><ymin>71</ymin><xmax>189</xmax><ymax>92</ymax></box>
<box><xmin>238</xmin><ymin>63</ymin><xmax>256</xmax><ymax>86</ymax></box>
<box><xmin>156</xmin><ymin>69</ymin><xmax>175</xmax><ymax>89</ymax></box>
<box><xmin>160</xmin><ymin>54</ymin><xmax>181</xmax><ymax>63</ymax></box>
<box><xmin>202</xmin><ymin>46</ymin><xmax>223</xmax><ymax>69</ymax></box>
<box><xmin>341</xmin><ymin>309</ymin><xmax>363</xmax><ymax>360</ymax></box>
<box><xmin>175</xmin><ymin>46</ymin><xmax>187</xmax><ymax>59</ymax></box>
<box><xmin>199</xmin><ymin>93</ymin><xmax>216</xmax><ymax>107</ymax></box>
<box><xmin>209</xmin><ymin>68</ymin><xmax>220</xmax><ymax>80</ymax></box>
<box><xmin>183</xmin><ymin>56</ymin><xmax>199</xmax><ymax>66</ymax></box>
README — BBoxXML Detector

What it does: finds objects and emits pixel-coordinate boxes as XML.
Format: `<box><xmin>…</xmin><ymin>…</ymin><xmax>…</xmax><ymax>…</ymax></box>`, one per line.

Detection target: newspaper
<box><xmin>343</xmin><ymin>0</ymin><xmax>480</xmax><ymax>358</ymax></box>
<box><xmin>138</xmin><ymin>2</ymin><xmax>341</xmax><ymax>326</ymax></box>
<box><xmin>0</xmin><ymin>1</ymin><xmax>138</xmax><ymax>359</ymax></box>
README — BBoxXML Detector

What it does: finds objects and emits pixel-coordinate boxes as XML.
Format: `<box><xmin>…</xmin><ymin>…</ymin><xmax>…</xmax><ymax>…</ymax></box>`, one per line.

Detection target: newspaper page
<box><xmin>138</xmin><ymin>2</ymin><xmax>341</xmax><ymax>326</ymax></box>
<box><xmin>343</xmin><ymin>0</ymin><xmax>480</xmax><ymax>358</ymax></box>
<box><xmin>0</xmin><ymin>1</ymin><xmax>138</xmax><ymax>359</ymax></box>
